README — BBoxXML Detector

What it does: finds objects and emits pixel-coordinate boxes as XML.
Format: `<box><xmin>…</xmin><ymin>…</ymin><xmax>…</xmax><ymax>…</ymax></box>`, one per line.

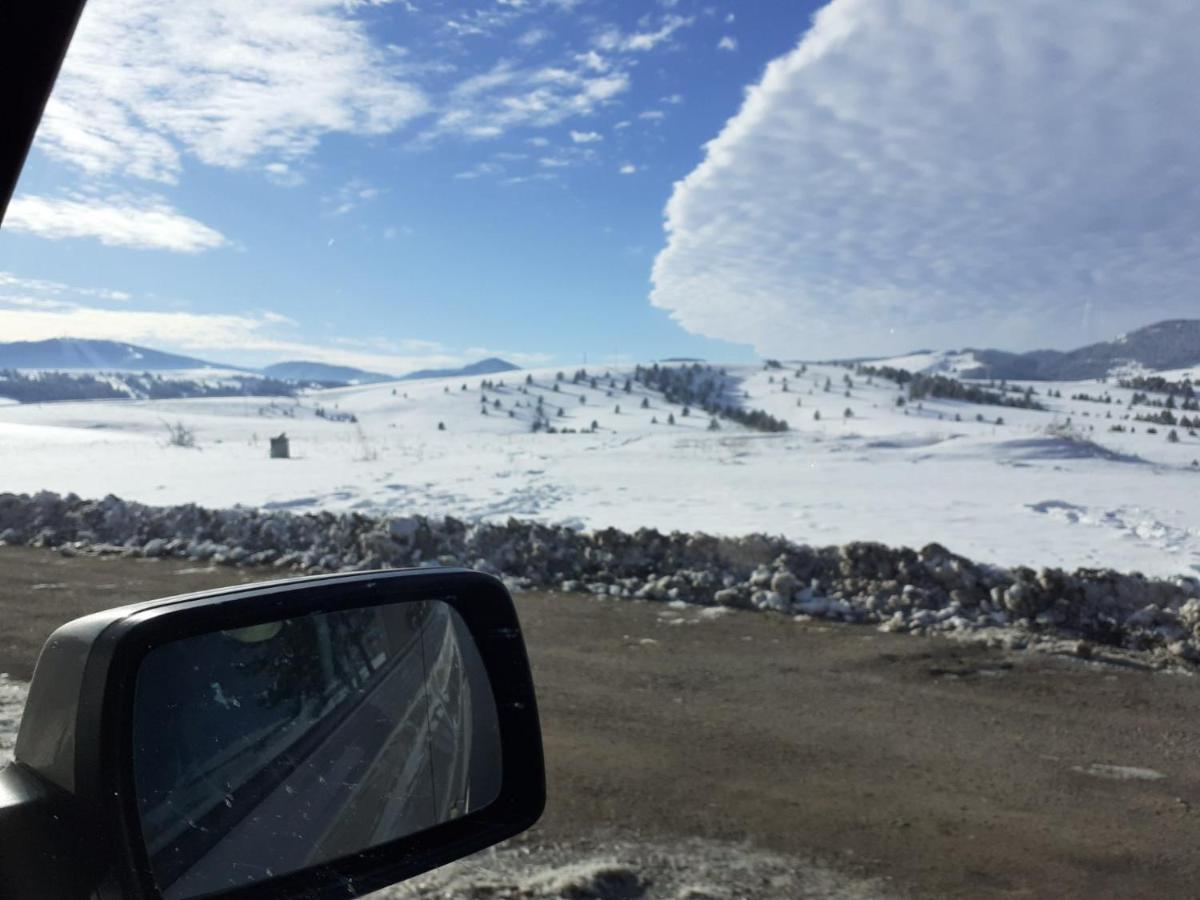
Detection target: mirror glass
<box><xmin>131</xmin><ymin>599</ymin><xmax>502</xmax><ymax>899</ymax></box>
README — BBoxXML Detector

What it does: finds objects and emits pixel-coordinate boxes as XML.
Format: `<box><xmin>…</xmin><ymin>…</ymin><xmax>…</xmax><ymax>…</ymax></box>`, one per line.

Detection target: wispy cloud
<box><xmin>35</xmin><ymin>0</ymin><xmax>428</xmax><ymax>184</ymax></box>
<box><xmin>619</xmin><ymin>163</ymin><xmax>637</xmax><ymax>175</ymax></box>
<box><xmin>717</xmin><ymin>35</ymin><xmax>737</xmax><ymax>52</ymax></box>
<box><xmin>428</xmin><ymin>60</ymin><xmax>629</xmax><ymax>141</ymax></box>
<box><xmin>6</xmin><ymin>194</ymin><xmax>228</xmax><ymax>252</ymax></box>
<box><xmin>518</xmin><ymin>27</ymin><xmax>552</xmax><ymax>47</ymax></box>
<box><xmin>325</xmin><ymin>178</ymin><xmax>382</xmax><ymax>216</ymax></box>
<box><xmin>652</xmin><ymin>0</ymin><xmax>1200</xmax><ymax>357</ymax></box>
<box><xmin>570</xmin><ymin>130</ymin><xmax>603</xmax><ymax>143</ymax></box>
<box><xmin>595</xmin><ymin>15</ymin><xmax>694</xmax><ymax>53</ymax></box>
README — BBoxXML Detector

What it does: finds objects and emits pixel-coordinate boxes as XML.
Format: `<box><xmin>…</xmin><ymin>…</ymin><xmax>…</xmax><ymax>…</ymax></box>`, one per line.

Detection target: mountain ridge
<box><xmin>0</xmin><ymin>338</ymin><xmax>518</xmax><ymax>384</ymax></box>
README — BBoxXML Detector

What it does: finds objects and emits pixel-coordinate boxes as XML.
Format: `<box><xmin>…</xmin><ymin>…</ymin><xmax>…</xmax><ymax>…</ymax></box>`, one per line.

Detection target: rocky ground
<box><xmin>3</xmin><ymin>491</ymin><xmax>1200</xmax><ymax>671</ymax></box>
<box><xmin>5</xmin><ymin>546</ymin><xmax>1200</xmax><ymax>897</ymax></box>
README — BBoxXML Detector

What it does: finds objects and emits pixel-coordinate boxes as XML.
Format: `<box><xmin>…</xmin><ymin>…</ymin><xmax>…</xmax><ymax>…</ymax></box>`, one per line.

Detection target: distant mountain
<box><xmin>399</xmin><ymin>357</ymin><xmax>519</xmax><ymax>381</ymax></box>
<box><xmin>962</xmin><ymin>320</ymin><xmax>1200</xmax><ymax>380</ymax></box>
<box><xmin>261</xmin><ymin>361</ymin><xmax>392</xmax><ymax>384</ymax></box>
<box><xmin>0</xmin><ymin>338</ymin><xmax>232</xmax><ymax>371</ymax></box>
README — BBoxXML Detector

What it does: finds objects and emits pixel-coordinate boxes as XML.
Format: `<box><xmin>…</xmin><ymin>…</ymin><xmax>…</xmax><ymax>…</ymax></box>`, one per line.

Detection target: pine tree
<box><xmin>668</xmin><ymin>413</ymin><xmax>675</xmax><ymax>425</ymax></box>
<box><xmin>437</xmin><ymin>421</ymin><xmax>445</xmax><ymax>431</ymax></box>
<box><xmin>813</xmin><ymin>409</ymin><xmax>821</xmax><ymax>421</ymax></box>
<box><xmin>641</xmin><ymin>396</ymin><xmax>650</xmax><ymax>409</ymax></box>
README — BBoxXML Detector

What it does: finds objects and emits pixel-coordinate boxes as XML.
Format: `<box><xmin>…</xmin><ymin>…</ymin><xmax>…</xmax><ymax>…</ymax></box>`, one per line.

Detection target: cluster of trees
<box><xmin>0</xmin><ymin>370</ymin><xmax>298</xmax><ymax>404</ymax></box>
<box><xmin>855</xmin><ymin>365</ymin><xmax>1046</xmax><ymax>411</ymax></box>
<box><xmin>1070</xmin><ymin>391</ymin><xmax>1113</xmax><ymax>403</ymax></box>
<box><xmin>1119</xmin><ymin>375</ymin><xmax>1197</xmax><ymax>402</ymax></box>
<box><xmin>1132</xmin><ymin>408</ymin><xmax>1200</xmax><ymax>430</ymax></box>
<box><xmin>1127</xmin><ymin>390</ymin><xmax>1200</xmax><ymax>412</ymax></box>
<box><xmin>313</xmin><ymin>405</ymin><xmax>358</xmax><ymax>424</ymax></box>
<box><xmin>633</xmin><ymin>363</ymin><xmax>788</xmax><ymax>433</ymax></box>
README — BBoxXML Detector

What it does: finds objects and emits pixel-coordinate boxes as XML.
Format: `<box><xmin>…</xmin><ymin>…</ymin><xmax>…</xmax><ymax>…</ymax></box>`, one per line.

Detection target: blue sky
<box><xmin>4</xmin><ymin>0</ymin><xmax>1200</xmax><ymax>373</ymax></box>
<box><xmin>1</xmin><ymin>0</ymin><xmax>816</xmax><ymax>374</ymax></box>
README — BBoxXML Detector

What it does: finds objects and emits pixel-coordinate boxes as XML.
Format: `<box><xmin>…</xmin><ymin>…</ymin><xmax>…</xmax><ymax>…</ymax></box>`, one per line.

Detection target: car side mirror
<box><xmin>0</xmin><ymin>569</ymin><xmax>544</xmax><ymax>899</ymax></box>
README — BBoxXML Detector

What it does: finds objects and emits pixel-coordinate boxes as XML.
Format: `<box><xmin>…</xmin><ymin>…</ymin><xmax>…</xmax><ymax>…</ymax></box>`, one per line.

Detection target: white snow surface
<box><xmin>865</xmin><ymin>349</ymin><xmax>982</xmax><ymax>376</ymax></box>
<box><xmin>1</xmin><ymin>363</ymin><xmax>1198</xmax><ymax>577</ymax></box>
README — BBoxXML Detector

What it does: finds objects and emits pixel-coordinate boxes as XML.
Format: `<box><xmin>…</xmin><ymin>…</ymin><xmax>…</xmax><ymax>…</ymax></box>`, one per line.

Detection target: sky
<box><xmin>2</xmin><ymin>0</ymin><xmax>1199</xmax><ymax>374</ymax></box>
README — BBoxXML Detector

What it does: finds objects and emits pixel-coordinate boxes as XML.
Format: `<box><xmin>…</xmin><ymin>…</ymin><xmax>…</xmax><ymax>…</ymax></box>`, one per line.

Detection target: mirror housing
<box><xmin>0</xmin><ymin>569</ymin><xmax>544</xmax><ymax>900</ymax></box>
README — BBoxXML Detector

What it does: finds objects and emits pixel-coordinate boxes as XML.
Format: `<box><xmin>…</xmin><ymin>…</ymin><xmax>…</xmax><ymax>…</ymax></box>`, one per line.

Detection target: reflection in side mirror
<box><xmin>133</xmin><ymin>600</ymin><xmax>502</xmax><ymax>899</ymax></box>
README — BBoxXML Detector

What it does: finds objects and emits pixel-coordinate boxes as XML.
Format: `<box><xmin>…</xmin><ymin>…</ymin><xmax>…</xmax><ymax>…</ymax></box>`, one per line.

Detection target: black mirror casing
<box><xmin>0</xmin><ymin>569</ymin><xmax>545</xmax><ymax>900</ymax></box>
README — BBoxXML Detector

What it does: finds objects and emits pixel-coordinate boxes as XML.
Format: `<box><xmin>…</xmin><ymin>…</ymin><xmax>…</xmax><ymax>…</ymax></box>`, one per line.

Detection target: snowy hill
<box><xmin>867</xmin><ymin>350</ymin><xmax>981</xmax><ymax>376</ymax></box>
<box><xmin>261</xmin><ymin>361</ymin><xmax>392</xmax><ymax>384</ymax></box>
<box><xmin>399</xmin><ymin>357</ymin><xmax>519</xmax><ymax>381</ymax></box>
<box><xmin>963</xmin><ymin>319</ymin><xmax>1200</xmax><ymax>380</ymax></box>
<box><xmin>1</xmin><ymin>359</ymin><xmax>1199</xmax><ymax>578</ymax></box>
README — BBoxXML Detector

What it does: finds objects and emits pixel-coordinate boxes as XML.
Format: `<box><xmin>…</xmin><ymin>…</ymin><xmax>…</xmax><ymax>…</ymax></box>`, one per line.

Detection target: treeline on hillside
<box><xmin>1119</xmin><ymin>375</ymin><xmax>1197</xmax><ymax>403</ymax></box>
<box><xmin>0</xmin><ymin>370</ymin><xmax>300</xmax><ymax>403</ymax></box>
<box><xmin>855</xmin><ymin>365</ymin><xmax>1047</xmax><ymax>411</ymax></box>
<box><xmin>634</xmin><ymin>362</ymin><xmax>789</xmax><ymax>432</ymax></box>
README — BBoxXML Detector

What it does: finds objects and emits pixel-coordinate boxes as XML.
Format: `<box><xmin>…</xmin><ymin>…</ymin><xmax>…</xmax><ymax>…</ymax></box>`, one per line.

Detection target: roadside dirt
<box><xmin>3</xmin><ymin>546</ymin><xmax>1200</xmax><ymax>898</ymax></box>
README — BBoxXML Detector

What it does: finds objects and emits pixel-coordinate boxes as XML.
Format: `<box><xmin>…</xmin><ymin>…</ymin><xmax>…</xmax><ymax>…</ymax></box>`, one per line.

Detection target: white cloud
<box><xmin>596</xmin><ymin>15</ymin><xmax>694</xmax><ymax>53</ymax></box>
<box><xmin>35</xmin><ymin>0</ymin><xmax>428</xmax><ymax>183</ymax></box>
<box><xmin>454</xmin><ymin>161</ymin><xmax>504</xmax><ymax>180</ymax></box>
<box><xmin>651</xmin><ymin>0</ymin><xmax>1200</xmax><ymax>357</ymax></box>
<box><xmin>518</xmin><ymin>27</ymin><xmax>552</xmax><ymax>47</ymax></box>
<box><xmin>326</xmin><ymin>178</ymin><xmax>382</xmax><ymax>215</ymax></box>
<box><xmin>619</xmin><ymin>163</ymin><xmax>637</xmax><ymax>175</ymax></box>
<box><xmin>0</xmin><ymin>271</ymin><xmax>131</xmax><ymax>303</ymax></box>
<box><xmin>717</xmin><ymin>35</ymin><xmax>737</xmax><ymax>51</ymax></box>
<box><xmin>638</xmin><ymin>110</ymin><xmax>666</xmax><ymax>121</ymax></box>
<box><xmin>5</xmin><ymin>194</ymin><xmax>228</xmax><ymax>252</ymax></box>
<box><xmin>570</xmin><ymin>130</ymin><xmax>603</xmax><ymax>143</ymax></box>
<box><xmin>661</xmin><ymin>93</ymin><xmax>684</xmax><ymax>105</ymax></box>
<box><xmin>430</xmin><ymin>61</ymin><xmax>629</xmax><ymax>140</ymax></box>
<box><xmin>263</xmin><ymin>161</ymin><xmax>305</xmax><ymax>187</ymax></box>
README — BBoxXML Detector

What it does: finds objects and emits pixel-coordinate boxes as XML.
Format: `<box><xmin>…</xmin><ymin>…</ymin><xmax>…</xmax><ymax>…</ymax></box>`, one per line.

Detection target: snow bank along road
<box><xmin>0</xmin><ymin>362</ymin><xmax>1198</xmax><ymax>579</ymax></box>
<box><xmin>4</xmin><ymin>547</ymin><xmax>1200</xmax><ymax>899</ymax></box>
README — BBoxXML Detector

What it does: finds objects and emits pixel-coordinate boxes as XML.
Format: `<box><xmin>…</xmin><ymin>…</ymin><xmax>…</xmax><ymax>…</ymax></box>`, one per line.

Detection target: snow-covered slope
<box><xmin>866</xmin><ymin>350</ymin><xmax>981</xmax><ymax>376</ymax></box>
<box><xmin>0</xmin><ymin>362</ymin><xmax>1197</xmax><ymax>577</ymax></box>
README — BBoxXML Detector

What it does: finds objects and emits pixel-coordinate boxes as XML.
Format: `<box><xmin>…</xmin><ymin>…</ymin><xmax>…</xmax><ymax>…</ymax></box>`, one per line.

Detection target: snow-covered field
<box><xmin>0</xmin><ymin>361</ymin><xmax>1197</xmax><ymax>577</ymax></box>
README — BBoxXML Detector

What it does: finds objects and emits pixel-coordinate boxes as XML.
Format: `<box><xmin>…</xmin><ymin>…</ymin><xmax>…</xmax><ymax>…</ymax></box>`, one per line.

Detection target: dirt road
<box><xmin>3</xmin><ymin>546</ymin><xmax>1199</xmax><ymax>898</ymax></box>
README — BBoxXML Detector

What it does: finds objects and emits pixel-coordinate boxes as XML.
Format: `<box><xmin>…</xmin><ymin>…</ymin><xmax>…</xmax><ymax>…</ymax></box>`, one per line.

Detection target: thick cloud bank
<box><xmin>651</xmin><ymin>0</ymin><xmax>1200</xmax><ymax>358</ymax></box>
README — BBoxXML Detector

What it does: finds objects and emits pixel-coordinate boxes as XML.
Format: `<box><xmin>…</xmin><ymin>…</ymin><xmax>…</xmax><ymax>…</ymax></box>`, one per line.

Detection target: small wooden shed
<box><xmin>270</xmin><ymin>433</ymin><xmax>290</xmax><ymax>459</ymax></box>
